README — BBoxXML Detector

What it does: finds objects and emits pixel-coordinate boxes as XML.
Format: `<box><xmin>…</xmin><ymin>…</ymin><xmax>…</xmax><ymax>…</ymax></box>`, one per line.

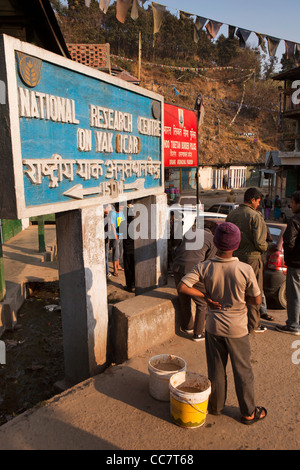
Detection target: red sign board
<box><xmin>164</xmin><ymin>103</ymin><xmax>198</xmax><ymax>167</ymax></box>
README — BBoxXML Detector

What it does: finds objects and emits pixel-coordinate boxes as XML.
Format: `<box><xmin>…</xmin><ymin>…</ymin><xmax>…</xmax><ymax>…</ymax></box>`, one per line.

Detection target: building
<box><xmin>0</xmin><ymin>0</ymin><xmax>70</xmax><ymax>242</ymax></box>
<box><xmin>0</xmin><ymin>0</ymin><xmax>70</xmax><ymax>57</ymax></box>
<box><xmin>269</xmin><ymin>66</ymin><xmax>300</xmax><ymax>200</ymax></box>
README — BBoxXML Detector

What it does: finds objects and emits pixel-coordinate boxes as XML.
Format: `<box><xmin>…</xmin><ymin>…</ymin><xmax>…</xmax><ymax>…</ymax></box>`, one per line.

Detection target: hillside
<box><xmin>52</xmin><ymin>1</ymin><xmax>281</xmax><ymax>168</ymax></box>
<box><xmin>126</xmin><ymin>61</ymin><xmax>280</xmax><ymax>166</ymax></box>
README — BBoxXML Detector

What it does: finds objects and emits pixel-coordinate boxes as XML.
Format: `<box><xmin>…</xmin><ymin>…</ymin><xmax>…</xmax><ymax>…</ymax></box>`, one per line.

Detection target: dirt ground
<box><xmin>0</xmin><ymin>273</ymin><xmax>134</xmax><ymax>427</ymax></box>
<box><xmin>0</xmin><ymin>282</ymin><xmax>63</xmax><ymax>426</ymax></box>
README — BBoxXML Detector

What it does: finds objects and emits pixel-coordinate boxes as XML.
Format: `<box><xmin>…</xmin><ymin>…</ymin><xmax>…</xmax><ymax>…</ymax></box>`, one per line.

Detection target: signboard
<box><xmin>0</xmin><ymin>35</ymin><xmax>163</xmax><ymax>219</ymax></box>
<box><xmin>164</xmin><ymin>103</ymin><xmax>197</xmax><ymax>167</ymax></box>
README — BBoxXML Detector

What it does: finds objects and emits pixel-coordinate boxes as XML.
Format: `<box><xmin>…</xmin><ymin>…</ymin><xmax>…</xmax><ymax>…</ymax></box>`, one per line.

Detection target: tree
<box><xmin>216</xmin><ymin>35</ymin><xmax>240</xmax><ymax>66</ymax></box>
<box><xmin>263</xmin><ymin>55</ymin><xmax>279</xmax><ymax>79</ymax></box>
<box><xmin>51</xmin><ymin>0</ymin><xmax>106</xmax><ymax>44</ymax></box>
<box><xmin>280</xmin><ymin>52</ymin><xmax>300</xmax><ymax>72</ymax></box>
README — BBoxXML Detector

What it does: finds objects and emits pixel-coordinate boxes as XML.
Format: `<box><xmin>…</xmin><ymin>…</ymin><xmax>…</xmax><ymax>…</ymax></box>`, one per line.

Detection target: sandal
<box><xmin>241</xmin><ymin>406</ymin><xmax>267</xmax><ymax>425</ymax></box>
<box><xmin>261</xmin><ymin>313</ymin><xmax>274</xmax><ymax>321</ymax></box>
<box><xmin>113</xmin><ymin>272</ymin><xmax>118</xmax><ymax>277</ymax></box>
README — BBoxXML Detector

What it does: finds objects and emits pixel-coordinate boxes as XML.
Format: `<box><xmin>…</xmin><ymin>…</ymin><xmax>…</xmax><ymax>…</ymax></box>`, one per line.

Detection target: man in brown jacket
<box><xmin>226</xmin><ymin>187</ymin><xmax>269</xmax><ymax>333</ymax></box>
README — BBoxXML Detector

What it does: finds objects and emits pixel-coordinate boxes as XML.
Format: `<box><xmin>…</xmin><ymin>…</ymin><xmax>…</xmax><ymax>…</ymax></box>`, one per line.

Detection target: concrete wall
<box><xmin>110</xmin><ymin>286</ymin><xmax>180</xmax><ymax>364</ymax></box>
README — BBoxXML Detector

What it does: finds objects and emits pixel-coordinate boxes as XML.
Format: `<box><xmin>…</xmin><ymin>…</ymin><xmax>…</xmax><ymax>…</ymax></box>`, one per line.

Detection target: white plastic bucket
<box><xmin>169</xmin><ymin>371</ymin><xmax>211</xmax><ymax>428</ymax></box>
<box><xmin>148</xmin><ymin>354</ymin><xmax>187</xmax><ymax>402</ymax></box>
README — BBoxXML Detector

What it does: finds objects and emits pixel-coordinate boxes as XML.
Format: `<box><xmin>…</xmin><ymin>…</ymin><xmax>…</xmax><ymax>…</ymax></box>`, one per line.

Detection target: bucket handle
<box><xmin>182</xmin><ymin>398</ymin><xmax>208</xmax><ymax>415</ymax></box>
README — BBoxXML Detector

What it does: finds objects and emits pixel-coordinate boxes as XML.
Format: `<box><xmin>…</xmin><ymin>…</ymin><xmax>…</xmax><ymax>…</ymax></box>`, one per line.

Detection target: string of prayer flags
<box><xmin>152</xmin><ymin>2</ymin><xmax>167</xmax><ymax>35</ymax></box>
<box><xmin>83</xmin><ymin>1</ymin><xmax>300</xmax><ymax>62</ymax></box>
<box><xmin>194</xmin><ymin>16</ymin><xmax>207</xmax><ymax>44</ymax></box>
<box><xmin>206</xmin><ymin>20</ymin><xmax>223</xmax><ymax>39</ymax></box>
<box><xmin>99</xmin><ymin>0</ymin><xmax>111</xmax><ymax>13</ymax></box>
<box><xmin>266</xmin><ymin>36</ymin><xmax>281</xmax><ymax>57</ymax></box>
<box><xmin>236</xmin><ymin>28</ymin><xmax>251</xmax><ymax>49</ymax></box>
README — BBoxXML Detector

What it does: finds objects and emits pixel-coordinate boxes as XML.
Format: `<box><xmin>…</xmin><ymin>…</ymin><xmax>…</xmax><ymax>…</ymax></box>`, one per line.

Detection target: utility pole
<box><xmin>194</xmin><ymin>93</ymin><xmax>202</xmax><ymax>208</ymax></box>
<box><xmin>0</xmin><ymin>222</ymin><xmax>5</xmax><ymax>302</ymax></box>
<box><xmin>138</xmin><ymin>31</ymin><xmax>142</xmax><ymax>81</ymax></box>
<box><xmin>38</xmin><ymin>215</ymin><xmax>46</xmax><ymax>253</ymax></box>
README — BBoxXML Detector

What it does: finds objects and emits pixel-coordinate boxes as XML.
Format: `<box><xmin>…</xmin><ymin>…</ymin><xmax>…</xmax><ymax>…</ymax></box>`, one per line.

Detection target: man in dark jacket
<box><xmin>226</xmin><ymin>187</ymin><xmax>268</xmax><ymax>333</ymax></box>
<box><xmin>173</xmin><ymin>221</ymin><xmax>217</xmax><ymax>342</ymax></box>
<box><xmin>119</xmin><ymin>201</ymin><xmax>135</xmax><ymax>292</ymax></box>
<box><xmin>276</xmin><ymin>191</ymin><xmax>300</xmax><ymax>335</ymax></box>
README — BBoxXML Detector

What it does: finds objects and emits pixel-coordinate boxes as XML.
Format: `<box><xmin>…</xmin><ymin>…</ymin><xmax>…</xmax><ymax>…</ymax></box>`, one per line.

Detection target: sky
<box><xmin>143</xmin><ymin>0</ymin><xmax>300</xmax><ymax>68</ymax></box>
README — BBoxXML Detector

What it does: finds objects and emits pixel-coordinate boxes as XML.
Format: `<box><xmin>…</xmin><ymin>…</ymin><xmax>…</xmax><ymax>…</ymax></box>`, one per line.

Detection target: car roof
<box><xmin>168</xmin><ymin>207</ymin><xmax>226</xmax><ymax>216</ymax></box>
<box><xmin>209</xmin><ymin>202</ymin><xmax>238</xmax><ymax>206</ymax></box>
<box><xmin>266</xmin><ymin>222</ymin><xmax>287</xmax><ymax>229</ymax></box>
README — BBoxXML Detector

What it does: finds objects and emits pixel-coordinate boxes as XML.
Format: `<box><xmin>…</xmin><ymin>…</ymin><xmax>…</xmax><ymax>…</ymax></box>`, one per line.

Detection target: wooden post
<box><xmin>194</xmin><ymin>94</ymin><xmax>202</xmax><ymax>208</ymax></box>
<box><xmin>0</xmin><ymin>229</ymin><xmax>6</xmax><ymax>302</ymax></box>
<box><xmin>138</xmin><ymin>31</ymin><xmax>142</xmax><ymax>81</ymax></box>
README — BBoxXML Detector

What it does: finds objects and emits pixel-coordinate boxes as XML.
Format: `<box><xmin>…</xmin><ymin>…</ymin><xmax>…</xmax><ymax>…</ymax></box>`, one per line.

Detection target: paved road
<box><xmin>0</xmin><ymin>304</ymin><xmax>299</xmax><ymax>450</ymax></box>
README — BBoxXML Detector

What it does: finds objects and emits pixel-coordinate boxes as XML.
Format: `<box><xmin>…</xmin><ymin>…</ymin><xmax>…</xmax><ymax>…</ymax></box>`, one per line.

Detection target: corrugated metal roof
<box><xmin>272</xmin><ymin>66</ymin><xmax>300</xmax><ymax>81</ymax></box>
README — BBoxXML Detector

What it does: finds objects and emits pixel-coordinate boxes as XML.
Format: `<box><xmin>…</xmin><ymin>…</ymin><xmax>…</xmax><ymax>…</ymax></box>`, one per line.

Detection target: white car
<box><xmin>170</xmin><ymin>195</ymin><xmax>204</xmax><ymax>211</ymax></box>
<box><xmin>206</xmin><ymin>202</ymin><xmax>238</xmax><ymax>215</ymax></box>
<box><xmin>168</xmin><ymin>206</ymin><xmax>226</xmax><ymax>237</ymax></box>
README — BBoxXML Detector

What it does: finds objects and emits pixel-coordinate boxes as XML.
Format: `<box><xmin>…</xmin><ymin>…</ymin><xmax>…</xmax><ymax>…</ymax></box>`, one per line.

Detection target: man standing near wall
<box><xmin>276</xmin><ymin>191</ymin><xmax>300</xmax><ymax>335</ymax></box>
<box><xmin>226</xmin><ymin>187</ymin><xmax>268</xmax><ymax>333</ymax></box>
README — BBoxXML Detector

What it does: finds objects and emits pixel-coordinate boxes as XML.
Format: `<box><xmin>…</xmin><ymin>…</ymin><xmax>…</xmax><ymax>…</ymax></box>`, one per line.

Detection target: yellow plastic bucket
<box><xmin>148</xmin><ymin>354</ymin><xmax>187</xmax><ymax>402</ymax></box>
<box><xmin>169</xmin><ymin>371</ymin><xmax>211</xmax><ymax>428</ymax></box>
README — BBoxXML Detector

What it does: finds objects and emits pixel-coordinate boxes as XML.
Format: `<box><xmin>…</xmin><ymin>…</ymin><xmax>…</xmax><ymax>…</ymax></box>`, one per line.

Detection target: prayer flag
<box><xmin>206</xmin><ymin>20</ymin><xmax>223</xmax><ymax>40</ymax></box>
<box><xmin>152</xmin><ymin>2</ymin><xmax>167</xmax><ymax>34</ymax></box>
<box><xmin>131</xmin><ymin>0</ymin><xmax>139</xmax><ymax>20</ymax></box>
<box><xmin>180</xmin><ymin>11</ymin><xmax>193</xmax><ymax>20</ymax></box>
<box><xmin>228</xmin><ymin>25</ymin><xmax>236</xmax><ymax>39</ymax></box>
<box><xmin>255</xmin><ymin>32</ymin><xmax>266</xmax><ymax>50</ymax></box>
<box><xmin>284</xmin><ymin>40</ymin><xmax>295</xmax><ymax>59</ymax></box>
<box><xmin>236</xmin><ymin>28</ymin><xmax>251</xmax><ymax>49</ymax></box>
<box><xmin>99</xmin><ymin>0</ymin><xmax>111</xmax><ymax>13</ymax></box>
<box><xmin>267</xmin><ymin>36</ymin><xmax>281</xmax><ymax>57</ymax></box>
<box><xmin>194</xmin><ymin>16</ymin><xmax>207</xmax><ymax>43</ymax></box>
<box><xmin>116</xmin><ymin>0</ymin><xmax>132</xmax><ymax>24</ymax></box>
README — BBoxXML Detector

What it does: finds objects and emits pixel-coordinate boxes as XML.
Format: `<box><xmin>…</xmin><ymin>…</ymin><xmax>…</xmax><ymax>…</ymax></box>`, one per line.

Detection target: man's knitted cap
<box><xmin>213</xmin><ymin>222</ymin><xmax>241</xmax><ymax>252</ymax></box>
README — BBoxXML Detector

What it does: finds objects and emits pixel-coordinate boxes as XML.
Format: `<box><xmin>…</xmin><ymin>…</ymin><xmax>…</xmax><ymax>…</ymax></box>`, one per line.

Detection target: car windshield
<box><xmin>219</xmin><ymin>206</ymin><xmax>232</xmax><ymax>214</ymax></box>
<box><xmin>207</xmin><ymin>205</ymin><xmax>219</xmax><ymax>212</ymax></box>
<box><xmin>179</xmin><ymin>197</ymin><xmax>197</xmax><ymax>205</ymax></box>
